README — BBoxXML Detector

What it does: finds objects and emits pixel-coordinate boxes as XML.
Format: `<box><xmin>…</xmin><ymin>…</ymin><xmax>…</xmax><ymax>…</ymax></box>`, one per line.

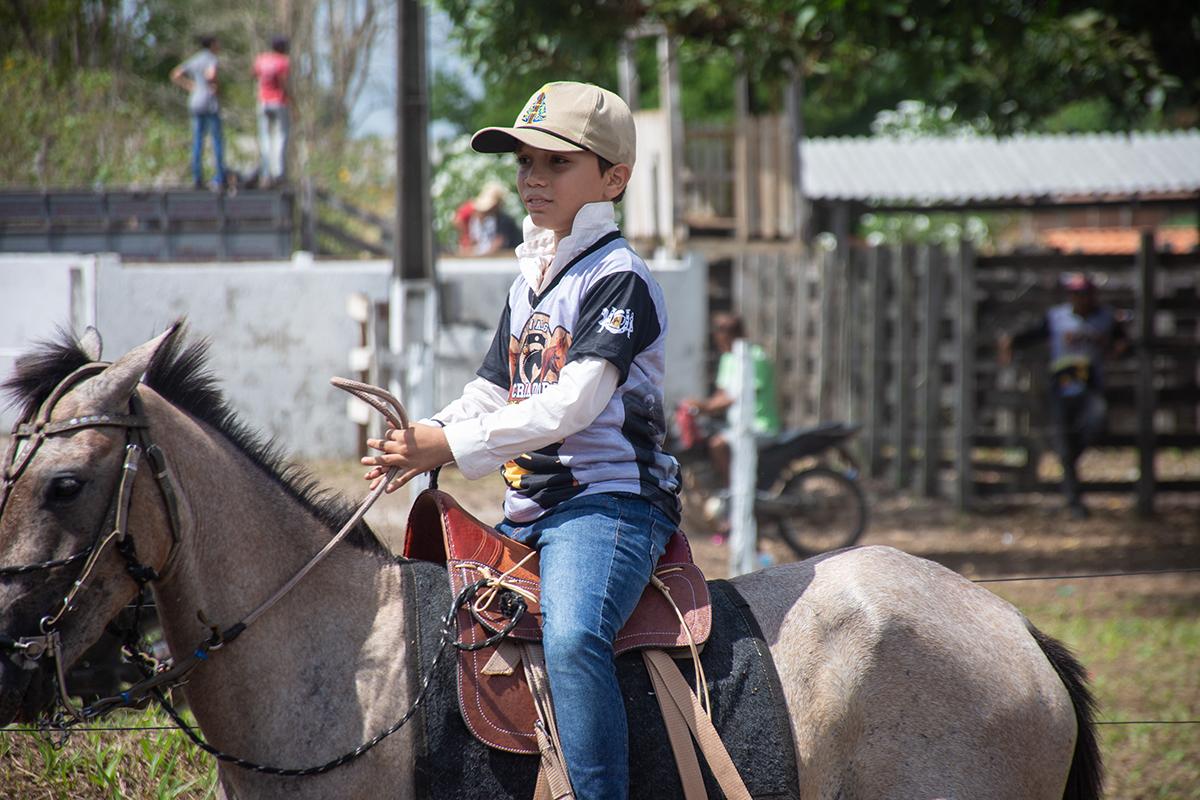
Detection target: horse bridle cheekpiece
<box><xmin>0</xmin><ymin>366</ymin><xmax>524</xmax><ymax>776</ymax></box>
<box><xmin>0</xmin><ymin>362</ymin><xmax>185</xmax><ymax>722</ymax></box>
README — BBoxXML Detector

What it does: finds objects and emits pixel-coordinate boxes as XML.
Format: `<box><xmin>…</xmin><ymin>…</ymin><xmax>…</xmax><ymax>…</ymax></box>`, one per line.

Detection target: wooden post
<box><xmin>1135</xmin><ymin>230</ymin><xmax>1157</xmax><ymax>517</ymax></box>
<box><xmin>867</xmin><ymin>245</ymin><xmax>888</xmax><ymax>477</ymax></box>
<box><xmin>793</xmin><ymin>250</ymin><xmax>812</xmax><ymax>425</ymax></box>
<box><xmin>818</xmin><ymin>245</ymin><xmax>837</xmax><ymax>420</ymax></box>
<box><xmin>920</xmin><ymin>245</ymin><xmax>943</xmax><ymax>497</ymax></box>
<box><xmin>955</xmin><ymin>241</ymin><xmax>977</xmax><ymax>510</ymax></box>
<box><xmin>733</xmin><ymin>61</ymin><xmax>750</xmax><ymax>242</ymax></box>
<box><xmin>783</xmin><ymin>60</ymin><xmax>808</xmax><ymax>242</ymax></box>
<box><xmin>844</xmin><ymin>248</ymin><xmax>860</xmax><ymax>425</ymax></box>
<box><xmin>728</xmin><ymin>339</ymin><xmax>759</xmax><ymax>577</ymax></box>
<box><xmin>894</xmin><ymin>244</ymin><xmax>915</xmax><ymax>490</ymax></box>
<box><xmin>657</xmin><ymin>34</ymin><xmax>685</xmax><ymax>253</ymax></box>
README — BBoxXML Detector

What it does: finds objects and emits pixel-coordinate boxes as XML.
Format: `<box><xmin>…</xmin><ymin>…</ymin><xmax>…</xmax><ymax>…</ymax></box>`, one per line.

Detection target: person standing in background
<box><xmin>998</xmin><ymin>273</ymin><xmax>1129</xmax><ymax>518</ymax></box>
<box><xmin>171</xmin><ymin>35</ymin><xmax>226</xmax><ymax>191</ymax></box>
<box><xmin>684</xmin><ymin>312</ymin><xmax>782</xmax><ymax>487</ymax></box>
<box><xmin>253</xmin><ymin>37</ymin><xmax>291</xmax><ymax>188</ymax></box>
<box><xmin>468</xmin><ymin>182</ymin><xmax>522</xmax><ymax>255</ymax></box>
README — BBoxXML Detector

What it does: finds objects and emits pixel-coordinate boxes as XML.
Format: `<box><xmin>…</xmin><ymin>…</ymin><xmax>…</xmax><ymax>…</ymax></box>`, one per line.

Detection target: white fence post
<box><xmin>728</xmin><ymin>339</ymin><xmax>758</xmax><ymax>576</ymax></box>
<box><xmin>389</xmin><ymin>277</ymin><xmax>439</xmax><ymax>500</ymax></box>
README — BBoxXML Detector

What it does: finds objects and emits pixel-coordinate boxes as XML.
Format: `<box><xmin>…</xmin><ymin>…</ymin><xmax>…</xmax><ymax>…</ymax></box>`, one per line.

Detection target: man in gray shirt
<box><xmin>171</xmin><ymin>35</ymin><xmax>226</xmax><ymax>190</ymax></box>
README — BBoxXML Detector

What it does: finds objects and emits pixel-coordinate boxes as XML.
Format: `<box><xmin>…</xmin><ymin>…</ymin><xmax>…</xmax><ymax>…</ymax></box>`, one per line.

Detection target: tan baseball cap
<box><xmin>471</xmin><ymin>81</ymin><xmax>636</xmax><ymax>167</ymax></box>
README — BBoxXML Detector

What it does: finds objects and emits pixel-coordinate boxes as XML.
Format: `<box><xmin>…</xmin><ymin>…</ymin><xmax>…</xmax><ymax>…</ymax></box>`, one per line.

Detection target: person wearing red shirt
<box><xmin>253</xmin><ymin>37</ymin><xmax>290</xmax><ymax>187</ymax></box>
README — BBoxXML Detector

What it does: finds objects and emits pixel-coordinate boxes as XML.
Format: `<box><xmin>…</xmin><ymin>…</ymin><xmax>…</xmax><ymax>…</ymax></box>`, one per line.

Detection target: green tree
<box><xmin>431</xmin><ymin>1</ymin><xmax>1193</xmax><ymax>135</ymax></box>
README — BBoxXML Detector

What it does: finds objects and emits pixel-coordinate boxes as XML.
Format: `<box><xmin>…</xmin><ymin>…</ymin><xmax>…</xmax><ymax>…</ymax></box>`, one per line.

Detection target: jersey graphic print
<box><xmin>598</xmin><ymin>307</ymin><xmax>635</xmax><ymax>337</ymax></box>
<box><xmin>476</xmin><ymin>231</ymin><xmax>681</xmax><ymax>524</ymax></box>
<box><xmin>509</xmin><ymin>312</ymin><xmax>572</xmax><ymax>400</ymax></box>
<box><xmin>503</xmin><ymin>313</ymin><xmax>575</xmax><ymax>495</ymax></box>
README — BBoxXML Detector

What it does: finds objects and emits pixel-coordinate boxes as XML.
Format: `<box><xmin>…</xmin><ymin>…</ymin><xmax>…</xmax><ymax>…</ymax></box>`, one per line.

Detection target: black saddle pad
<box><xmin>404</xmin><ymin>559</ymin><xmax>799</xmax><ymax>799</ymax></box>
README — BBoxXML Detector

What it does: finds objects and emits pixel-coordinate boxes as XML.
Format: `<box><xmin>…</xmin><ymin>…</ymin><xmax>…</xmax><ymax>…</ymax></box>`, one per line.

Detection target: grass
<box><xmin>2</xmin><ymin>579</ymin><xmax>1194</xmax><ymax>798</ymax></box>
<box><xmin>993</xmin><ymin>577</ymin><xmax>1200</xmax><ymax>799</ymax></box>
<box><xmin>0</xmin><ymin>706</ymin><xmax>217</xmax><ymax>800</ymax></box>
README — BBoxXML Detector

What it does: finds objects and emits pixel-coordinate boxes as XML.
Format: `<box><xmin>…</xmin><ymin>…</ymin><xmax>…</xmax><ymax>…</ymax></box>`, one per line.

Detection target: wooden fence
<box><xmin>683</xmin><ymin>115</ymin><xmax>797</xmax><ymax>239</ymax></box>
<box><xmin>732</xmin><ymin>234</ymin><xmax>1200</xmax><ymax>513</ymax></box>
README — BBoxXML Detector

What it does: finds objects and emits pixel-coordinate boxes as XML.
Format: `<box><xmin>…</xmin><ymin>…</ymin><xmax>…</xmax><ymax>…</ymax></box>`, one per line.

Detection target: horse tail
<box><xmin>1027</xmin><ymin>622</ymin><xmax>1104</xmax><ymax>800</ymax></box>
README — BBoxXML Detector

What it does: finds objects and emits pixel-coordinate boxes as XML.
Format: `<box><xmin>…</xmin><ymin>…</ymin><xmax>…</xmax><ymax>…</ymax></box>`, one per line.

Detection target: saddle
<box><xmin>403</xmin><ymin>489</ymin><xmax>712</xmax><ymax>754</ymax></box>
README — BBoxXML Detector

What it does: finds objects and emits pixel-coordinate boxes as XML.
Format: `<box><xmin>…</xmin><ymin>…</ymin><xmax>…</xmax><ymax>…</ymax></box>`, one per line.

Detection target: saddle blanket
<box><xmin>403</xmin><ymin>559</ymin><xmax>800</xmax><ymax>799</ymax></box>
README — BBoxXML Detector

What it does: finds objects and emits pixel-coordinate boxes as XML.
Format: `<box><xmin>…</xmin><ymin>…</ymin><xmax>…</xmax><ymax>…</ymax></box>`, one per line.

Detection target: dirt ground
<box><xmin>315</xmin><ymin>453</ymin><xmax>1200</xmax><ymax>583</ymax></box>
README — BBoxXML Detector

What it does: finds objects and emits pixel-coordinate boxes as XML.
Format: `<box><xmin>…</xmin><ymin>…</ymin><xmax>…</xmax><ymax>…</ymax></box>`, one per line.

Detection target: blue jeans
<box><xmin>190</xmin><ymin>112</ymin><xmax>226</xmax><ymax>188</ymax></box>
<box><xmin>257</xmin><ymin>104</ymin><xmax>289</xmax><ymax>181</ymax></box>
<box><xmin>497</xmin><ymin>493</ymin><xmax>676</xmax><ymax>800</ymax></box>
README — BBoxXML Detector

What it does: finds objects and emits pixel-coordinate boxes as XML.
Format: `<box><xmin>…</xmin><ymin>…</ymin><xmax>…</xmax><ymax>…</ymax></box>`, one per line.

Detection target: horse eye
<box><xmin>47</xmin><ymin>476</ymin><xmax>86</xmax><ymax>503</ymax></box>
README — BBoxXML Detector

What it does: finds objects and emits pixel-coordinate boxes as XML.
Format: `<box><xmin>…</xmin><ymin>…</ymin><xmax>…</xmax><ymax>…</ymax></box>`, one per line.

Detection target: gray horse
<box><xmin>0</xmin><ymin>327</ymin><xmax>1101</xmax><ymax>799</ymax></box>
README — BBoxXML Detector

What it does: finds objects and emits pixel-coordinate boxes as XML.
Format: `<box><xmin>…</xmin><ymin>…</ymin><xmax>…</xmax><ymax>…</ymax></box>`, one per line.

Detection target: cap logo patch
<box><xmin>598</xmin><ymin>307</ymin><xmax>635</xmax><ymax>338</ymax></box>
<box><xmin>520</xmin><ymin>91</ymin><xmax>548</xmax><ymax>124</ymax></box>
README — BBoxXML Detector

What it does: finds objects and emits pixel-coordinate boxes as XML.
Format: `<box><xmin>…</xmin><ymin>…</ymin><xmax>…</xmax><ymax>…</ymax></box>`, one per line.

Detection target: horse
<box><xmin>0</xmin><ymin>326</ymin><xmax>1102</xmax><ymax>800</ymax></box>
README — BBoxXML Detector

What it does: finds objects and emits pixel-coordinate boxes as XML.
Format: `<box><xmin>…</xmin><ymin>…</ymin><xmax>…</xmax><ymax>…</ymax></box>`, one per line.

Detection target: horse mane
<box><xmin>3</xmin><ymin>325</ymin><xmax>388</xmax><ymax>557</ymax></box>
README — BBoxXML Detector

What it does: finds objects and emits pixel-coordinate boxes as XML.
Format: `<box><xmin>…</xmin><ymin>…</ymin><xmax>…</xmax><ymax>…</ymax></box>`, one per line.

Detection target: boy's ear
<box><xmin>603</xmin><ymin>163</ymin><xmax>632</xmax><ymax>200</ymax></box>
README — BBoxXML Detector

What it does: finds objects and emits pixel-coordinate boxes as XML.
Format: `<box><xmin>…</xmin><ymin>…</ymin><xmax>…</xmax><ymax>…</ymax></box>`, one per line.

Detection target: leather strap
<box><xmin>521</xmin><ymin>643</ymin><xmax>575</xmax><ymax>800</ymax></box>
<box><xmin>647</xmin><ymin>650</ymin><xmax>708</xmax><ymax>800</ymax></box>
<box><xmin>642</xmin><ymin>649</ymin><xmax>752</xmax><ymax>800</ymax></box>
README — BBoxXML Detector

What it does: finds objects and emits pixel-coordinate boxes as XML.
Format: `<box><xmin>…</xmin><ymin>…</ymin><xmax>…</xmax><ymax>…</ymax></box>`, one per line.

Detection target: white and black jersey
<box><xmin>477</xmin><ymin>231</ymin><xmax>681</xmax><ymax>524</ymax></box>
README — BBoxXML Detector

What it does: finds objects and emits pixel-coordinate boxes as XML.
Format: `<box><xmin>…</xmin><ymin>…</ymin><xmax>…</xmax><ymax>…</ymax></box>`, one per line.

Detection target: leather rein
<box><xmin>0</xmin><ymin>370</ymin><xmax>407</xmax><ymax>728</ymax></box>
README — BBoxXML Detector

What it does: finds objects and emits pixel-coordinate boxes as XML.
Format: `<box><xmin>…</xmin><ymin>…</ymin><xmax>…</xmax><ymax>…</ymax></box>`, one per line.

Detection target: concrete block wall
<box><xmin>2</xmin><ymin>251</ymin><xmax>706</xmax><ymax>459</ymax></box>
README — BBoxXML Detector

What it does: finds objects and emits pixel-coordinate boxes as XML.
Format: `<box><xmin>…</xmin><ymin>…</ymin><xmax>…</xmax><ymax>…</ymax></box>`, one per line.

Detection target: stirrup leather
<box><xmin>522</xmin><ymin>643</ymin><xmax>575</xmax><ymax>800</ymax></box>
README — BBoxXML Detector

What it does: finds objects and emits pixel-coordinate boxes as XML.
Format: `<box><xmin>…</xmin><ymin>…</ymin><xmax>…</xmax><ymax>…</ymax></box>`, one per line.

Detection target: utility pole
<box><xmin>391</xmin><ymin>0</ymin><xmax>437</xmax><ymax>496</ymax></box>
<box><xmin>395</xmin><ymin>0</ymin><xmax>432</xmax><ymax>283</ymax></box>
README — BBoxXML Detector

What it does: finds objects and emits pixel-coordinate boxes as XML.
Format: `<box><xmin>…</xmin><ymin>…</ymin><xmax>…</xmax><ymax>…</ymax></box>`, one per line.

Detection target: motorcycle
<box><xmin>671</xmin><ymin>405</ymin><xmax>869</xmax><ymax>558</ymax></box>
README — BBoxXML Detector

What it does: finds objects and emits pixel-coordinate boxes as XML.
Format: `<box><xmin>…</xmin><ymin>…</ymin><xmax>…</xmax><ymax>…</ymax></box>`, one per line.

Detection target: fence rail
<box><xmin>734</xmin><ymin>235</ymin><xmax>1200</xmax><ymax>512</ymax></box>
<box><xmin>0</xmin><ymin>189</ymin><xmax>293</xmax><ymax>261</ymax></box>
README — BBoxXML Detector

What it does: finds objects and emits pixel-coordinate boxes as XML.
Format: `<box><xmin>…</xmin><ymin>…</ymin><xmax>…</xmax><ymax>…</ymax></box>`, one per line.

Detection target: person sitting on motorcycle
<box><xmin>682</xmin><ymin>312</ymin><xmax>782</xmax><ymax>486</ymax></box>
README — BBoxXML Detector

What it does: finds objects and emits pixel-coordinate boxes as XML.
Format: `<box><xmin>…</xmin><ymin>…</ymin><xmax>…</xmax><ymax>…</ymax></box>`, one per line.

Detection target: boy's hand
<box><xmin>362</xmin><ymin>424</ymin><xmax>453</xmax><ymax>493</ymax></box>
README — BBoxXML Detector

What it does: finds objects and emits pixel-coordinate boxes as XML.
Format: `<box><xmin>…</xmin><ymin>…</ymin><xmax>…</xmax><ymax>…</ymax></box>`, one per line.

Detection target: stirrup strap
<box><xmin>649</xmin><ymin>654</ymin><xmax>708</xmax><ymax>800</ymax></box>
<box><xmin>642</xmin><ymin>649</ymin><xmax>753</xmax><ymax>800</ymax></box>
<box><xmin>521</xmin><ymin>643</ymin><xmax>575</xmax><ymax>800</ymax></box>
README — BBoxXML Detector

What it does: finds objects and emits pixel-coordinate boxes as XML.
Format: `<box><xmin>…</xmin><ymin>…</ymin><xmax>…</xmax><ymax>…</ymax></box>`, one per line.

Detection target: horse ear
<box><xmin>79</xmin><ymin>324</ymin><xmax>180</xmax><ymax>408</ymax></box>
<box><xmin>79</xmin><ymin>326</ymin><xmax>103</xmax><ymax>361</ymax></box>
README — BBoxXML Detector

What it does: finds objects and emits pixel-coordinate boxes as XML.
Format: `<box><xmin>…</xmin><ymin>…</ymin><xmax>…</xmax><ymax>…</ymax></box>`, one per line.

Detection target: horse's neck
<box><xmin>147</xmin><ymin>399</ymin><xmax>415</xmax><ymax>780</ymax></box>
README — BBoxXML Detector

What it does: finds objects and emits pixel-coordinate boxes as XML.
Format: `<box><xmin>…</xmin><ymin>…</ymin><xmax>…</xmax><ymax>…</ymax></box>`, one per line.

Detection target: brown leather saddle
<box><xmin>404</xmin><ymin>488</ymin><xmax>712</xmax><ymax>754</ymax></box>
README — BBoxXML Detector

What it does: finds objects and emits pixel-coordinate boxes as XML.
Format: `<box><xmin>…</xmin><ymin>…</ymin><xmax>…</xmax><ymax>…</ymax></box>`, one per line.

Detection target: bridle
<box><xmin>0</xmin><ymin>362</ymin><xmax>184</xmax><ymax>721</ymax></box>
<box><xmin>0</xmin><ymin>365</ymin><xmax>531</xmax><ymax>776</ymax></box>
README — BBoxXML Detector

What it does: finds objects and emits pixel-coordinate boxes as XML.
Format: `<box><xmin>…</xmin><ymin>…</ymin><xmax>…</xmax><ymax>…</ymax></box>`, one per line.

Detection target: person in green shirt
<box><xmin>683</xmin><ymin>312</ymin><xmax>782</xmax><ymax>486</ymax></box>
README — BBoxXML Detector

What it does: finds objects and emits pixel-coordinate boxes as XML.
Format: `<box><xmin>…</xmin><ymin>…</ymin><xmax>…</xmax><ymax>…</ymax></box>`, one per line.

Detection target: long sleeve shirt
<box><xmin>425</xmin><ymin>202</ymin><xmax>623</xmax><ymax>480</ymax></box>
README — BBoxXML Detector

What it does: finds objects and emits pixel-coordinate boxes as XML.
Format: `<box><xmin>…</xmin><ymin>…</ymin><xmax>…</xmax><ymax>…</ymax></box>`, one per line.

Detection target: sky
<box><xmin>351</xmin><ymin>6</ymin><xmax>477</xmax><ymax>140</ymax></box>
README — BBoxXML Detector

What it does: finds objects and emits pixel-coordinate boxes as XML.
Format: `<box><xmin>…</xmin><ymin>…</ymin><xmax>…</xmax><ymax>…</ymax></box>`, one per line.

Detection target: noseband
<box><xmin>0</xmin><ymin>370</ymin><xmax>532</xmax><ymax>777</ymax></box>
<box><xmin>0</xmin><ymin>363</ymin><xmax>184</xmax><ymax>721</ymax></box>
<box><xmin>0</xmin><ymin>370</ymin><xmax>409</xmax><ymax>731</ymax></box>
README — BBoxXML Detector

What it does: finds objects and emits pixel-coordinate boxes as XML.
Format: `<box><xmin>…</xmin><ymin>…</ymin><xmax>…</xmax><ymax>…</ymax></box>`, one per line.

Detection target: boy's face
<box><xmin>515</xmin><ymin>144</ymin><xmax>629</xmax><ymax>238</ymax></box>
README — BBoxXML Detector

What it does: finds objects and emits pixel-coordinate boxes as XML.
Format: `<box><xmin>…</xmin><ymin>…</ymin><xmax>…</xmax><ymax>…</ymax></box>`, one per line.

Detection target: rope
<box><xmin>0</xmin><ymin>546</ymin><xmax>94</xmax><ymax>576</ymax></box>
<box><xmin>974</xmin><ymin>567</ymin><xmax>1200</xmax><ymax>584</ymax></box>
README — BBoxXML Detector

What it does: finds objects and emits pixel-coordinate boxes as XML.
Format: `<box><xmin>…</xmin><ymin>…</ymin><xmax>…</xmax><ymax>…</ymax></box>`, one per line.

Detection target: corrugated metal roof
<box><xmin>800</xmin><ymin>130</ymin><xmax>1200</xmax><ymax>204</ymax></box>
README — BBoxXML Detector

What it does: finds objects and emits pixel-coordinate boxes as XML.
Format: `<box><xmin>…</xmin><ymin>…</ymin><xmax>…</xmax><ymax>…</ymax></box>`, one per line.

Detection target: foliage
<box><xmin>431</xmin><ymin>1</ymin><xmax>1195</xmax><ymax>135</ymax></box>
<box><xmin>859</xmin><ymin>211</ymin><xmax>998</xmax><ymax>249</ymax></box>
<box><xmin>0</xmin><ymin>52</ymin><xmax>198</xmax><ymax>187</ymax></box>
<box><xmin>0</xmin><ymin>0</ymin><xmax>388</xmax><ymax>191</ymax></box>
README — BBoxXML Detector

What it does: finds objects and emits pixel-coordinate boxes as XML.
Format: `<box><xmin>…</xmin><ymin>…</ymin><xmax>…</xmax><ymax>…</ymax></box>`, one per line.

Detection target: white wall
<box><xmin>1</xmin><ymin>253</ymin><xmax>391</xmax><ymax>457</ymax></box>
<box><xmin>1</xmin><ymin>250</ymin><xmax>706</xmax><ymax>458</ymax></box>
